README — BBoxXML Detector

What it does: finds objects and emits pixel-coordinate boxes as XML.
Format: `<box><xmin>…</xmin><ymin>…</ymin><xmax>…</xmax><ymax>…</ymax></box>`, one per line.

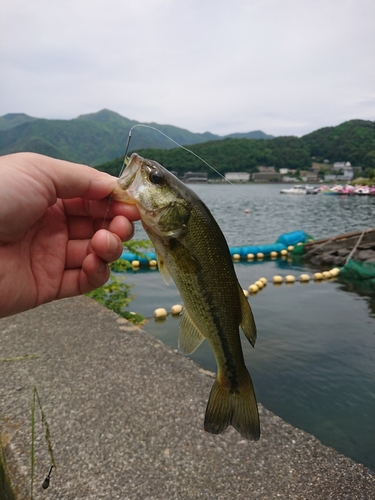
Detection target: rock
<box><xmin>333</xmin><ymin>256</ymin><xmax>346</xmax><ymax>266</ymax></box>
<box><xmin>337</xmin><ymin>248</ymin><xmax>350</xmax><ymax>257</ymax></box>
<box><xmin>356</xmin><ymin>249</ymin><xmax>375</xmax><ymax>261</ymax></box>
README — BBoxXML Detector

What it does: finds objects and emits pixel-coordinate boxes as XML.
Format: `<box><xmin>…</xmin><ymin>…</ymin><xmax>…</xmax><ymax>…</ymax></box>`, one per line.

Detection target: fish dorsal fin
<box><xmin>178</xmin><ymin>309</ymin><xmax>206</xmax><ymax>355</ymax></box>
<box><xmin>156</xmin><ymin>251</ymin><xmax>172</xmax><ymax>285</ymax></box>
<box><xmin>239</xmin><ymin>284</ymin><xmax>257</xmax><ymax>347</ymax></box>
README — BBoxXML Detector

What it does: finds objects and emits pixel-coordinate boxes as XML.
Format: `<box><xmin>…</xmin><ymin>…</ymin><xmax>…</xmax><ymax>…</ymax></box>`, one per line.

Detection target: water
<box><xmin>119</xmin><ymin>184</ymin><xmax>375</xmax><ymax>470</ymax></box>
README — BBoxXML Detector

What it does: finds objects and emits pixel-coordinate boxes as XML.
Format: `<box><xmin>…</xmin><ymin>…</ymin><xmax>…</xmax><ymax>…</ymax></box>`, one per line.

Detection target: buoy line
<box><xmin>123</xmin><ymin>230</ymin><xmax>312</xmax><ymax>268</ymax></box>
<box><xmin>152</xmin><ymin>269</ymin><xmax>341</xmax><ymax>318</ymax></box>
<box><xmin>247</xmin><ymin>268</ymin><xmax>341</xmax><ymax>294</ymax></box>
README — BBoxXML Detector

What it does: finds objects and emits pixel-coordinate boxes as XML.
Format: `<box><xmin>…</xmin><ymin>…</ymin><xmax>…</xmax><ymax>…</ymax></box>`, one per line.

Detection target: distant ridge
<box><xmin>0</xmin><ymin>109</ymin><xmax>273</xmax><ymax>165</ymax></box>
<box><xmin>97</xmin><ymin>119</ymin><xmax>375</xmax><ymax>177</ymax></box>
<box><xmin>226</xmin><ymin>130</ymin><xmax>274</xmax><ymax>140</ymax></box>
<box><xmin>0</xmin><ymin>113</ymin><xmax>38</xmax><ymax>131</ymax></box>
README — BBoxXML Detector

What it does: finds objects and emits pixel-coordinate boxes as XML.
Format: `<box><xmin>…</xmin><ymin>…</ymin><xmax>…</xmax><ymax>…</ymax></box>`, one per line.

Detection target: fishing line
<box><xmin>120</xmin><ymin>124</ymin><xmax>243</xmax><ymax>189</ymax></box>
<box><xmin>118</xmin><ymin>124</ymin><xmax>269</xmax><ymax>215</ymax></box>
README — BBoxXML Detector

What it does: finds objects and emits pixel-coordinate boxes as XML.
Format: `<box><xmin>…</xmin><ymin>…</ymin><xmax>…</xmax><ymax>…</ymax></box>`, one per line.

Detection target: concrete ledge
<box><xmin>1</xmin><ymin>296</ymin><xmax>374</xmax><ymax>499</ymax></box>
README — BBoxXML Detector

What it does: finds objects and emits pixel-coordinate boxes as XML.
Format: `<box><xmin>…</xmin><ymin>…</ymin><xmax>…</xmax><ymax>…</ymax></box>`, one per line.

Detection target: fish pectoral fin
<box><xmin>178</xmin><ymin>310</ymin><xmax>205</xmax><ymax>355</ymax></box>
<box><xmin>239</xmin><ymin>284</ymin><xmax>257</xmax><ymax>347</ymax></box>
<box><xmin>156</xmin><ymin>251</ymin><xmax>172</xmax><ymax>285</ymax></box>
<box><xmin>168</xmin><ymin>238</ymin><xmax>201</xmax><ymax>274</ymax></box>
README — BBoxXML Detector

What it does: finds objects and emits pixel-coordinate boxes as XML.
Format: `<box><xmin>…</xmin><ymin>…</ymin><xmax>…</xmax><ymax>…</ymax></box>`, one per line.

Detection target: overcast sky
<box><xmin>1</xmin><ymin>0</ymin><xmax>374</xmax><ymax>137</ymax></box>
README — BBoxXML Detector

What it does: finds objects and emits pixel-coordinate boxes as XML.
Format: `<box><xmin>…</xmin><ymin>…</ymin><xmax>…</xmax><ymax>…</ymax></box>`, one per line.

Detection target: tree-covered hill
<box><xmin>301</xmin><ymin>120</ymin><xmax>375</xmax><ymax>168</ymax></box>
<box><xmin>97</xmin><ymin>136</ymin><xmax>311</xmax><ymax>177</ymax></box>
<box><xmin>1</xmin><ymin>111</ymin><xmax>372</xmax><ymax>173</ymax></box>
<box><xmin>0</xmin><ymin>109</ymin><xmax>273</xmax><ymax>165</ymax></box>
<box><xmin>97</xmin><ymin>120</ymin><xmax>374</xmax><ymax>178</ymax></box>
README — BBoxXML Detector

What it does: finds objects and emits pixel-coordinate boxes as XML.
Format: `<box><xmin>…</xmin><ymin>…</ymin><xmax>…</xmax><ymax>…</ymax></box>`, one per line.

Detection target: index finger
<box><xmin>13</xmin><ymin>153</ymin><xmax>119</xmax><ymax>202</ymax></box>
<box><xmin>62</xmin><ymin>198</ymin><xmax>140</xmax><ymax>221</ymax></box>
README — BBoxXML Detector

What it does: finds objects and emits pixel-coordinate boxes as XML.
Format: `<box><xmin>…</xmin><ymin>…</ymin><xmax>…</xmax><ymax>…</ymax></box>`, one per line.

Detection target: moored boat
<box><xmin>280</xmin><ymin>185</ymin><xmax>309</xmax><ymax>195</ymax></box>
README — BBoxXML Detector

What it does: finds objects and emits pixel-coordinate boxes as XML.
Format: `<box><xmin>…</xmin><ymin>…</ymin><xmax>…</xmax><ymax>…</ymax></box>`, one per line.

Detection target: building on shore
<box><xmin>300</xmin><ymin>170</ymin><xmax>319</xmax><ymax>182</ymax></box>
<box><xmin>324</xmin><ymin>161</ymin><xmax>354</xmax><ymax>181</ymax></box>
<box><xmin>252</xmin><ymin>166</ymin><xmax>282</xmax><ymax>182</ymax></box>
<box><xmin>224</xmin><ymin>172</ymin><xmax>250</xmax><ymax>182</ymax></box>
<box><xmin>181</xmin><ymin>171</ymin><xmax>208</xmax><ymax>183</ymax></box>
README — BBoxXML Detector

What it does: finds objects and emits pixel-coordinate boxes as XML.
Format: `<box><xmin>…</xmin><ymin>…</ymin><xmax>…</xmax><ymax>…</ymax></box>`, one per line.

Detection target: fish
<box><xmin>112</xmin><ymin>153</ymin><xmax>260</xmax><ymax>440</ymax></box>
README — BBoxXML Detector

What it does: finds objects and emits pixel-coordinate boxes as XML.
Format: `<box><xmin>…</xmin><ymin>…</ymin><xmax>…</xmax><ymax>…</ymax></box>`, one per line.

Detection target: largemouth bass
<box><xmin>112</xmin><ymin>153</ymin><xmax>260</xmax><ymax>440</ymax></box>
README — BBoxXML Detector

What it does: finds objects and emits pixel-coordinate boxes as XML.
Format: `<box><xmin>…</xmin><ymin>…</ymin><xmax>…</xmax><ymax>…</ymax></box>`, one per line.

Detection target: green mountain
<box><xmin>301</xmin><ymin>119</ymin><xmax>375</xmax><ymax>168</ymax></box>
<box><xmin>97</xmin><ymin>119</ymin><xmax>375</xmax><ymax>178</ymax></box>
<box><xmin>0</xmin><ymin>109</ymin><xmax>273</xmax><ymax>165</ymax></box>
<box><xmin>226</xmin><ymin>130</ymin><xmax>274</xmax><ymax>140</ymax></box>
<box><xmin>0</xmin><ymin>113</ymin><xmax>38</xmax><ymax>131</ymax></box>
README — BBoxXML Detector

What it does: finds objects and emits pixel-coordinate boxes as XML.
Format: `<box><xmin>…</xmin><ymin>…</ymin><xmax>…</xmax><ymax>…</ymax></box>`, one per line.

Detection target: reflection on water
<box><xmin>125</xmin><ymin>184</ymin><xmax>375</xmax><ymax>471</ymax></box>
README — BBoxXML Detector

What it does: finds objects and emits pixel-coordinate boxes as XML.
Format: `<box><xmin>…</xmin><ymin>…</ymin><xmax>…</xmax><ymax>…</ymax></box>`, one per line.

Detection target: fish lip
<box><xmin>111</xmin><ymin>153</ymin><xmax>143</xmax><ymax>203</ymax></box>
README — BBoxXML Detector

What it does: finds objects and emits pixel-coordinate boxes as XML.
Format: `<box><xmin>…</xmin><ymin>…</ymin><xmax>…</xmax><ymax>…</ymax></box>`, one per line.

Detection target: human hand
<box><xmin>0</xmin><ymin>153</ymin><xmax>140</xmax><ymax>318</ymax></box>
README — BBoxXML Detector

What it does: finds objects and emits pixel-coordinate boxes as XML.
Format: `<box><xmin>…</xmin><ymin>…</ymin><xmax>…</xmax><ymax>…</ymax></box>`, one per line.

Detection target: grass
<box><xmin>30</xmin><ymin>387</ymin><xmax>56</xmax><ymax>499</ymax></box>
<box><xmin>87</xmin><ymin>239</ymin><xmax>153</xmax><ymax>326</ymax></box>
<box><xmin>0</xmin><ymin>444</ymin><xmax>15</xmax><ymax>500</ymax></box>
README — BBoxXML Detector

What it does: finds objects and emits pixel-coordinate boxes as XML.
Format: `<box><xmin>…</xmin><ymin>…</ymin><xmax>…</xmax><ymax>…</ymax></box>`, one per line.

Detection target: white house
<box><xmin>324</xmin><ymin>163</ymin><xmax>354</xmax><ymax>181</ymax></box>
<box><xmin>329</xmin><ymin>161</ymin><xmax>354</xmax><ymax>181</ymax></box>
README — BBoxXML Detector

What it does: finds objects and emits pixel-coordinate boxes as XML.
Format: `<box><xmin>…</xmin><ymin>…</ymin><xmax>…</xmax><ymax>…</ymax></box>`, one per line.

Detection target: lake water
<box><xmin>117</xmin><ymin>184</ymin><xmax>375</xmax><ymax>471</ymax></box>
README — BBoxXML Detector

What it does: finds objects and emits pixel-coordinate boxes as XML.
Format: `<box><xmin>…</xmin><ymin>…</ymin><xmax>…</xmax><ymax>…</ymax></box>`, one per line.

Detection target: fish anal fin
<box><xmin>156</xmin><ymin>251</ymin><xmax>172</xmax><ymax>285</ymax></box>
<box><xmin>178</xmin><ymin>310</ymin><xmax>205</xmax><ymax>355</ymax></box>
<box><xmin>239</xmin><ymin>284</ymin><xmax>257</xmax><ymax>347</ymax></box>
<box><xmin>204</xmin><ymin>372</ymin><xmax>260</xmax><ymax>441</ymax></box>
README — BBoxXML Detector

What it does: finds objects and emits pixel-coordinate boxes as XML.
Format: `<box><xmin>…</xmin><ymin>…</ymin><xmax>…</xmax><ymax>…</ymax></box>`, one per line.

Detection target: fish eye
<box><xmin>149</xmin><ymin>169</ymin><xmax>164</xmax><ymax>185</ymax></box>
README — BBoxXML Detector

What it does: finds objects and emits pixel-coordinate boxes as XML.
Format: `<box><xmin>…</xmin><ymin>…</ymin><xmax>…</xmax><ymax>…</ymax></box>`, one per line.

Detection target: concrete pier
<box><xmin>1</xmin><ymin>296</ymin><xmax>374</xmax><ymax>499</ymax></box>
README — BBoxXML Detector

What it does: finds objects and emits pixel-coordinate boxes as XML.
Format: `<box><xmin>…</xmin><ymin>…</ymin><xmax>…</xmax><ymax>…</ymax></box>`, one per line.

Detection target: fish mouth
<box><xmin>112</xmin><ymin>183</ymin><xmax>137</xmax><ymax>204</ymax></box>
<box><xmin>111</xmin><ymin>154</ymin><xmax>143</xmax><ymax>204</ymax></box>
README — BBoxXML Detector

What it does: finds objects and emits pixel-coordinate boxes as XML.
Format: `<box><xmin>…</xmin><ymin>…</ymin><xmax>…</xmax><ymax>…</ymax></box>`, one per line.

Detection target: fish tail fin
<box><xmin>204</xmin><ymin>371</ymin><xmax>260</xmax><ymax>440</ymax></box>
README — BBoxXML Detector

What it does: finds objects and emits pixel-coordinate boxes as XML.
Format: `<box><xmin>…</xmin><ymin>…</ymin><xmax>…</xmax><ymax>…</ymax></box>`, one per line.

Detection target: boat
<box><xmin>318</xmin><ymin>184</ymin><xmax>355</xmax><ymax>195</ymax></box>
<box><xmin>280</xmin><ymin>185</ymin><xmax>309</xmax><ymax>195</ymax></box>
<box><xmin>355</xmin><ymin>185</ymin><xmax>370</xmax><ymax>195</ymax></box>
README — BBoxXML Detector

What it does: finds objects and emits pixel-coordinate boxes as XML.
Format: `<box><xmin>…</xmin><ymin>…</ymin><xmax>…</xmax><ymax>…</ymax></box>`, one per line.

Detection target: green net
<box><xmin>339</xmin><ymin>260</ymin><xmax>375</xmax><ymax>290</ymax></box>
<box><xmin>290</xmin><ymin>243</ymin><xmax>306</xmax><ymax>255</ymax></box>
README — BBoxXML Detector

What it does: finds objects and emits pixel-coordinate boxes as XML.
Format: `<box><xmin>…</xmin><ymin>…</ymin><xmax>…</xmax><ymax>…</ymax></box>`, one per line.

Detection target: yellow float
<box><xmin>171</xmin><ymin>304</ymin><xmax>183</xmax><ymax>315</ymax></box>
<box><xmin>300</xmin><ymin>274</ymin><xmax>310</xmax><ymax>282</ymax></box>
<box><xmin>273</xmin><ymin>275</ymin><xmax>283</xmax><ymax>284</ymax></box>
<box><xmin>154</xmin><ymin>308</ymin><xmax>167</xmax><ymax>318</ymax></box>
<box><xmin>330</xmin><ymin>268</ymin><xmax>340</xmax><ymax>277</ymax></box>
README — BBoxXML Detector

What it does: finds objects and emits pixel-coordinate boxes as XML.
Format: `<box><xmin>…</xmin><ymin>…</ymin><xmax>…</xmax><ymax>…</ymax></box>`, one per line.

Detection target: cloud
<box><xmin>1</xmin><ymin>0</ymin><xmax>374</xmax><ymax>136</ymax></box>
